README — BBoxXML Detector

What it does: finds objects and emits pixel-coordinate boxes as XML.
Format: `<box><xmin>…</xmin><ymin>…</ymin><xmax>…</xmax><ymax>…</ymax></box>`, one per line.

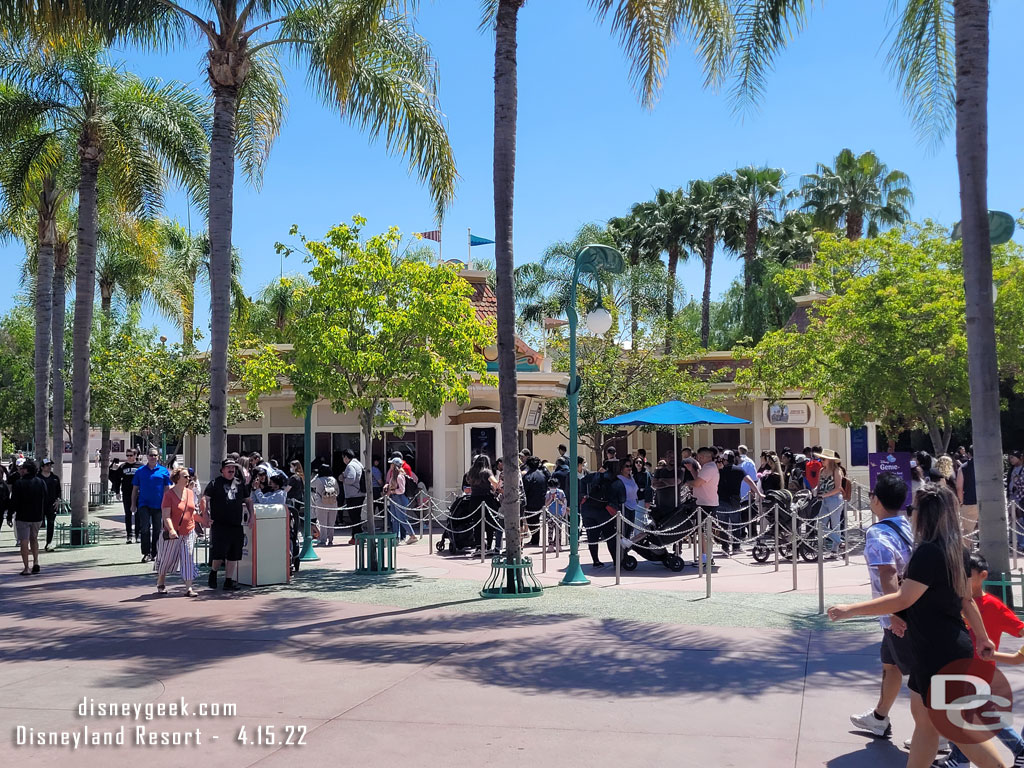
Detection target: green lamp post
<box><xmin>299</xmin><ymin>403</ymin><xmax>319</xmax><ymax>561</ymax></box>
<box><xmin>561</xmin><ymin>244</ymin><xmax>625</xmax><ymax>586</ymax></box>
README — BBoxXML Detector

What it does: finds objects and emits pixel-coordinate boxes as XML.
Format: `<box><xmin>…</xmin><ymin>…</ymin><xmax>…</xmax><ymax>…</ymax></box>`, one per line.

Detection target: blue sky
<box><xmin>2</xmin><ymin>0</ymin><xmax>1022</xmax><ymax>338</ymax></box>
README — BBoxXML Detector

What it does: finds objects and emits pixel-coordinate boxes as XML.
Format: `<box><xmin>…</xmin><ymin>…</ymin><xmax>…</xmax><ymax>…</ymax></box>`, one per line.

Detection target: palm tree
<box><xmin>724</xmin><ymin>166</ymin><xmax>785</xmax><ymax>290</ymax></box>
<box><xmin>51</xmin><ymin>220</ymin><xmax>73</xmax><ymax>462</ymax></box>
<box><xmin>683</xmin><ymin>175</ymin><xmax>732</xmax><ymax>349</ymax></box>
<box><xmin>630</xmin><ymin>188</ymin><xmax>693</xmax><ymax>353</ymax></box>
<box><xmin>0</xmin><ymin>39</ymin><xmax>209</xmax><ymax>527</ymax></box>
<box><xmin>800</xmin><ymin>149</ymin><xmax>913</xmax><ymax>240</ymax></box>
<box><xmin>486</xmin><ymin>0</ymin><xmax>733</xmax><ymax>570</ymax></box>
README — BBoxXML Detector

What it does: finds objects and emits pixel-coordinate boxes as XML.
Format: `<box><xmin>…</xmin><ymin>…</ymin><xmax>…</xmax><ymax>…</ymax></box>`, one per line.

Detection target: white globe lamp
<box><xmin>585</xmin><ymin>307</ymin><xmax>613</xmax><ymax>335</ymax></box>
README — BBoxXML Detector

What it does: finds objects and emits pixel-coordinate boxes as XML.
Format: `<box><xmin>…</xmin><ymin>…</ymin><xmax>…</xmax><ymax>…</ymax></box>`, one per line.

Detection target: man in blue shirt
<box><xmin>132</xmin><ymin>448</ymin><xmax>171</xmax><ymax>563</ymax></box>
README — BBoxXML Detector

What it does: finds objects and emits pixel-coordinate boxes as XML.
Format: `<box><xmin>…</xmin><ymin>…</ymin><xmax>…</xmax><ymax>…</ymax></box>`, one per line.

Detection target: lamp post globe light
<box><xmin>561</xmin><ymin>244</ymin><xmax>624</xmax><ymax>586</ymax></box>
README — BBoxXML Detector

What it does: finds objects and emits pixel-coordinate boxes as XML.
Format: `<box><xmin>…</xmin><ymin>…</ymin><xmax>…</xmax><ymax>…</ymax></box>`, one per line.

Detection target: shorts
<box><xmin>15</xmin><ymin>520</ymin><xmax>41</xmax><ymax>544</ymax></box>
<box><xmin>209</xmin><ymin>524</ymin><xmax>244</xmax><ymax>562</ymax></box>
<box><xmin>880</xmin><ymin>628</ymin><xmax>913</xmax><ymax>675</ymax></box>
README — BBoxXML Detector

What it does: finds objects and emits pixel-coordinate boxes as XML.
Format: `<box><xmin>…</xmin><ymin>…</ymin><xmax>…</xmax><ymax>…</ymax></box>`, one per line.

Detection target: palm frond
<box><xmin>729</xmin><ymin>0</ymin><xmax>811</xmax><ymax>110</ymax></box>
<box><xmin>235</xmin><ymin>45</ymin><xmax>287</xmax><ymax>190</ymax></box>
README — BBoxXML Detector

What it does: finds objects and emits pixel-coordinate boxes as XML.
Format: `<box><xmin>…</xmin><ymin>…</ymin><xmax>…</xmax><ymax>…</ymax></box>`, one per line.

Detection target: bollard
<box><xmin>1013</xmin><ymin>504</ymin><xmax>1019</xmax><ymax>571</ymax></box>
<box><xmin>791</xmin><ymin>503</ymin><xmax>799</xmax><ymax>591</ymax></box>
<box><xmin>772</xmin><ymin>496</ymin><xmax>780</xmax><ymax>572</ymax></box>
<box><xmin>428</xmin><ymin>502</ymin><xmax>434</xmax><ymax>554</ymax></box>
<box><xmin>541</xmin><ymin>512</ymin><xmax>547</xmax><ymax>573</ymax></box>
<box><xmin>817</xmin><ymin>516</ymin><xmax>825</xmax><ymax>615</ymax></box>
<box><xmin>480</xmin><ymin>506</ymin><xmax>487</xmax><ymax>563</ymax></box>
<box><xmin>843</xmin><ymin>503</ymin><xmax>851</xmax><ymax>567</ymax></box>
<box><xmin>705</xmin><ymin>515</ymin><xmax>713</xmax><ymax>599</ymax></box>
<box><xmin>419</xmin><ymin>505</ymin><xmax>424</xmax><ymax>537</ymax></box>
<box><xmin>696</xmin><ymin>506</ymin><xmax>704</xmax><ymax>578</ymax></box>
<box><xmin>555</xmin><ymin>513</ymin><xmax>562</xmax><ymax>557</ymax></box>
<box><xmin>615</xmin><ymin>512</ymin><xmax>622</xmax><ymax>586</ymax></box>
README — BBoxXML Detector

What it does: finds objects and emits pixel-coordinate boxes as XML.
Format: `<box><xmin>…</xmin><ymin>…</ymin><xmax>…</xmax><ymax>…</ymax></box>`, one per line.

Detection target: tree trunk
<box><xmin>664</xmin><ymin>244</ymin><xmax>679</xmax><ymax>354</ymax></box>
<box><xmin>629</xmin><ymin>252</ymin><xmax>639</xmax><ymax>349</ymax></box>
<box><xmin>955</xmin><ymin>0</ymin><xmax>1007</xmax><ymax>576</ymax></box>
<box><xmin>701</xmin><ymin>231</ymin><xmax>715</xmax><ymax>349</ymax></box>
<box><xmin>99</xmin><ymin>424</ymin><xmax>110</xmax><ymax>498</ymax></box>
<box><xmin>493</xmin><ymin>0</ymin><xmax>524</xmax><ymax>570</ymax></box>
<box><xmin>34</xmin><ymin>209</ymin><xmax>55</xmax><ymax>460</ymax></box>
<box><xmin>70</xmin><ymin>139</ymin><xmax>101</xmax><ymax>529</ymax></box>
<box><xmin>744</xmin><ymin>211</ymin><xmax>758</xmax><ymax>292</ymax></box>
<box><xmin>52</xmin><ymin>240</ymin><xmax>67</xmax><ymax>468</ymax></box>
<box><xmin>846</xmin><ymin>210</ymin><xmax>864</xmax><ymax>240</ymax></box>
<box><xmin>183</xmin><ymin>302</ymin><xmax>194</xmax><ymax>349</ymax></box>
<box><xmin>207</xmin><ymin>83</ymin><xmax>239</xmax><ymax>482</ymax></box>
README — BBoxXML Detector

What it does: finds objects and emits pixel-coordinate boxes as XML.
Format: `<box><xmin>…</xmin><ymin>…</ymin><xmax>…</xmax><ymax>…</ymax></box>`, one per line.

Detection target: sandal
<box><xmin>19</xmin><ymin>569</ymin><xmax>30</xmax><ymax>576</ymax></box>
<box><xmin>156</xmin><ymin>584</ymin><xmax>167</xmax><ymax>594</ymax></box>
<box><xmin>184</xmin><ymin>588</ymin><xmax>198</xmax><ymax>598</ymax></box>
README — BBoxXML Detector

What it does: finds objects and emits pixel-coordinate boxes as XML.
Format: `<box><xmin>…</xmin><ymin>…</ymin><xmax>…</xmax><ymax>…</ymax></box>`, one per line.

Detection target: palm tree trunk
<box><xmin>629</xmin><ymin>252</ymin><xmax>639</xmax><ymax>348</ymax></box>
<box><xmin>664</xmin><ymin>244</ymin><xmax>679</xmax><ymax>354</ymax></box>
<box><xmin>70</xmin><ymin>141</ymin><xmax>101</xmax><ymax>530</ymax></box>
<box><xmin>34</xmin><ymin>214</ymin><xmax>55</xmax><ymax>460</ymax></box>
<box><xmin>493</xmin><ymin>0</ymin><xmax>525</xmax><ymax>570</ymax></box>
<box><xmin>955</xmin><ymin>0</ymin><xmax>1007</xmax><ymax>576</ymax></box>
<box><xmin>51</xmin><ymin>241</ymin><xmax>67</xmax><ymax>467</ymax></box>
<box><xmin>183</xmin><ymin>303</ymin><xmax>194</xmax><ymax>349</ymax></box>
<box><xmin>98</xmin><ymin>296</ymin><xmax>113</xmax><ymax>498</ymax></box>
<box><xmin>700</xmin><ymin>232</ymin><xmax>714</xmax><ymax>348</ymax></box>
<box><xmin>207</xmin><ymin>84</ymin><xmax>238</xmax><ymax>482</ymax></box>
<box><xmin>846</xmin><ymin>210</ymin><xmax>864</xmax><ymax>240</ymax></box>
<box><xmin>744</xmin><ymin>212</ymin><xmax>758</xmax><ymax>291</ymax></box>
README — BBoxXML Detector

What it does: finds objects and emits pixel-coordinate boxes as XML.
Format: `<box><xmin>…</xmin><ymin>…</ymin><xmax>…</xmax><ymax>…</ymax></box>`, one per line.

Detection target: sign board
<box><xmin>766</xmin><ymin>401</ymin><xmax>813</xmax><ymax>426</ymax></box>
<box><xmin>520</xmin><ymin>398</ymin><xmax>544</xmax><ymax>430</ymax></box>
<box><xmin>868</xmin><ymin>451</ymin><xmax>913</xmax><ymax>509</ymax></box>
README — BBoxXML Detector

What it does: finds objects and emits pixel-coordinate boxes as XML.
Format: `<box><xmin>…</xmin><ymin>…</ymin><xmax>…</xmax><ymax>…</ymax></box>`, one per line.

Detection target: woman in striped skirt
<box><xmin>155</xmin><ymin>466</ymin><xmax>206</xmax><ymax>597</ymax></box>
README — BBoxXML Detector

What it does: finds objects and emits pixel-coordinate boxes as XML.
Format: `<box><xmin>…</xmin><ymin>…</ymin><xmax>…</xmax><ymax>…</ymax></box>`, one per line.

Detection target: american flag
<box><xmin>416</xmin><ymin>230</ymin><xmax>441</xmax><ymax>242</ymax></box>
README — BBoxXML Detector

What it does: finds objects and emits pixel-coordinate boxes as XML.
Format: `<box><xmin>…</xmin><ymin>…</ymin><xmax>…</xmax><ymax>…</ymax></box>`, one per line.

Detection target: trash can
<box><xmin>238</xmin><ymin>503</ymin><xmax>291</xmax><ymax>586</ymax></box>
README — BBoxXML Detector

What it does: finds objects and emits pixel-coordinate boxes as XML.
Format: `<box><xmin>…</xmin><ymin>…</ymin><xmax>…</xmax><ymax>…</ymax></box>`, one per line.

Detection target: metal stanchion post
<box><xmin>614</xmin><ymin>512</ymin><xmax>622</xmax><ymax>586</ymax></box>
<box><xmin>428</xmin><ymin>501</ymin><xmax>433</xmax><ymax>554</ymax></box>
<box><xmin>1012</xmin><ymin>503</ymin><xmax>1019</xmax><ymax>571</ymax></box>
<box><xmin>843</xmin><ymin>502</ymin><xmax>850</xmax><ymax>566</ymax></box>
<box><xmin>541</xmin><ymin>512</ymin><xmax>547</xmax><ymax>573</ymax></box>
<box><xmin>419</xmin><ymin>505</ymin><xmax>424</xmax><ymax>538</ymax></box>
<box><xmin>697</xmin><ymin>506</ymin><xmax>704</xmax><ymax>578</ymax></box>
<box><xmin>480</xmin><ymin>506</ymin><xmax>486</xmax><ymax>563</ymax></box>
<box><xmin>772</xmin><ymin>497</ymin><xmax>779</xmax><ymax>572</ymax></box>
<box><xmin>791</xmin><ymin>504</ymin><xmax>798</xmax><ymax>591</ymax></box>
<box><xmin>817</xmin><ymin>516</ymin><xmax>825</xmax><ymax>615</ymax></box>
<box><xmin>705</xmin><ymin>515</ymin><xmax>712</xmax><ymax>599</ymax></box>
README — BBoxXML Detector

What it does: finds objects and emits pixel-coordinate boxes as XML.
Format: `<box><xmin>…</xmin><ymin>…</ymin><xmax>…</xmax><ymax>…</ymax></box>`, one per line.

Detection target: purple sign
<box><xmin>869</xmin><ymin>452</ymin><xmax>914</xmax><ymax>508</ymax></box>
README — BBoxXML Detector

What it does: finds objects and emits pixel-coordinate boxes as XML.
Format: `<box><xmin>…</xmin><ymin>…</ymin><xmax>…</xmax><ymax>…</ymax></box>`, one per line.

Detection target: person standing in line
<box><xmin>737</xmin><ymin>445</ymin><xmax>759</xmax><ymax>536</ymax></box>
<box><xmin>385</xmin><ymin>456</ymin><xmax>417</xmax><ymax>544</ymax></box>
<box><xmin>287</xmin><ymin>459</ymin><xmax>305</xmax><ymax>510</ymax></box>
<box><xmin>202</xmin><ymin>459</ymin><xmax>251</xmax><ymax>591</ymax></box>
<box><xmin>132</xmin><ymin>448</ymin><xmax>172</xmax><ymax>563</ymax></box>
<box><xmin>39</xmin><ymin>459</ymin><xmax>61</xmax><ymax>551</ymax></box>
<box><xmin>804</xmin><ymin>445</ymin><xmax>823</xmax><ymax>491</ymax></box>
<box><xmin>109</xmin><ymin>458</ymin><xmax>121</xmax><ymax>499</ymax></box>
<box><xmin>339</xmin><ymin>449</ymin><xmax>364</xmax><ymax>545</ymax></box>
<box><xmin>155</xmin><ymin>466</ymin><xmax>204</xmax><ymax>597</ymax></box>
<box><xmin>848</xmin><ymin>472</ymin><xmax>918</xmax><ymax>741</ymax></box>
<box><xmin>580</xmin><ymin>459</ymin><xmax>626</xmax><ymax>568</ymax></box>
<box><xmin>617</xmin><ymin>459</ymin><xmax>640</xmax><ymax>541</ymax></box>
<box><xmin>117</xmin><ymin>448</ymin><xmax>143</xmax><ymax>544</ymax></box>
<box><xmin>717</xmin><ymin>451</ymin><xmax>762</xmax><ymax>552</ymax></box>
<box><xmin>815</xmin><ymin>448</ymin><xmax>846</xmax><ymax>558</ymax></box>
<box><xmin>686</xmin><ymin>447</ymin><xmax>721</xmax><ymax>552</ymax></box>
<box><xmin>8</xmin><ymin>459</ymin><xmax>47</xmax><ymax>575</ymax></box>
<box><xmin>522</xmin><ymin>456</ymin><xmax>549</xmax><ymax>547</ymax></box>
<box><xmin>543</xmin><ymin>477</ymin><xmax>567</xmax><ymax>550</ymax></box>
<box><xmin>310</xmin><ymin>461</ymin><xmax>339</xmax><ymax>547</ymax></box>
<box><xmin>955</xmin><ymin>445</ymin><xmax>977</xmax><ymax>536</ymax></box>
<box><xmin>828</xmin><ymin>484</ymin><xmax>1007</xmax><ymax>768</ymax></box>
<box><xmin>1007</xmin><ymin>450</ymin><xmax>1024</xmax><ymax>551</ymax></box>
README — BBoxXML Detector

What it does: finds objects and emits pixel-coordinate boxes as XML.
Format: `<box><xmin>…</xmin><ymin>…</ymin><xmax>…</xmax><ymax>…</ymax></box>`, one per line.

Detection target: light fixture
<box><xmin>585</xmin><ymin>308</ymin><xmax>612</xmax><ymax>335</ymax></box>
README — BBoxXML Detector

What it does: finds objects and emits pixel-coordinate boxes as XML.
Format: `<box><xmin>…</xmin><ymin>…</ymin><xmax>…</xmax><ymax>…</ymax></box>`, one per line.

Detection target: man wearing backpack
<box><xmin>848</xmin><ymin>472</ymin><xmax>922</xmax><ymax>745</ymax></box>
<box><xmin>311</xmin><ymin>460</ymin><xmax>340</xmax><ymax>547</ymax></box>
<box><xmin>340</xmin><ymin>449</ymin><xmax>365</xmax><ymax>545</ymax></box>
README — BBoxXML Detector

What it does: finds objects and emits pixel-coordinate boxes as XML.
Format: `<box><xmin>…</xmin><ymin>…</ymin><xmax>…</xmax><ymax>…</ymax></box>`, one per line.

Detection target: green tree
<box><xmin>0</xmin><ymin>39</ymin><xmax>210</xmax><ymax>527</ymax></box>
<box><xmin>800</xmin><ymin>148</ymin><xmax>914</xmax><ymax>240</ymax></box>
<box><xmin>242</xmin><ymin>218</ymin><xmax>495</xmax><ymax>536</ymax></box>
<box><xmin>723</xmin><ymin>165</ymin><xmax>786</xmax><ymax>290</ymax></box>
<box><xmin>682</xmin><ymin>174</ymin><xmax>733</xmax><ymax>349</ymax></box>
<box><xmin>0</xmin><ymin>304</ymin><xmax>36</xmax><ymax>444</ymax></box>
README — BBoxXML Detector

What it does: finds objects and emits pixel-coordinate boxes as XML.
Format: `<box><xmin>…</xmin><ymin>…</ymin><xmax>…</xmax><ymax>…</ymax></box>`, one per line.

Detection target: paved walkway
<box><xmin>3</xmin><ymin>505</ymin><xmax>1024</xmax><ymax>767</ymax></box>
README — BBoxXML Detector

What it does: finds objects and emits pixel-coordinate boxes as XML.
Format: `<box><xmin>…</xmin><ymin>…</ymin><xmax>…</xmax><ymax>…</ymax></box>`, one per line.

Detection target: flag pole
<box><xmin>438</xmin><ymin>225</ymin><xmax>442</xmax><ymax>263</ymax></box>
<box><xmin>467</xmin><ymin>227</ymin><xmax>471</xmax><ymax>263</ymax></box>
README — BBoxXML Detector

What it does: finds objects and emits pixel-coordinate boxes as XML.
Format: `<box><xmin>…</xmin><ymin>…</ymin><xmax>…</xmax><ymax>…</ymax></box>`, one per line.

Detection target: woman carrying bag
<box><xmin>155</xmin><ymin>466</ymin><xmax>208</xmax><ymax>597</ymax></box>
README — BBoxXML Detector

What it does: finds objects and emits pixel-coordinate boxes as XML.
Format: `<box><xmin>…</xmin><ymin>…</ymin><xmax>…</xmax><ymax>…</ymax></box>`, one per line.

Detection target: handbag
<box><xmin>161</xmin><ymin>489</ymin><xmax>190</xmax><ymax>540</ymax></box>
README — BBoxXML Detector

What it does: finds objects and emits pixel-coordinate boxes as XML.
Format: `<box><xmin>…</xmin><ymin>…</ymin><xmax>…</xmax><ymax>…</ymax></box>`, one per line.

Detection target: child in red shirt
<box><xmin>944</xmin><ymin>553</ymin><xmax>1024</xmax><ymax>768</ymax></box>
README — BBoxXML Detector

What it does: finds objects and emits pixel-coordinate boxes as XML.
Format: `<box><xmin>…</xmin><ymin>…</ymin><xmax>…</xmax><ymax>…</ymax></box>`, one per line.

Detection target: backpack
<box><xmin>358</xmin><ymin>468</ymin><xmax>366</xmax><ymax>495</ymax></box>
<box><xmin>840</xmin><ymin>474</ymin><xmax>852</xmax><ymax>501</ymax></box>
<box><xmin>319</xmin><ymin>475</ymin><xmax>339</xmax><ymax>499</ymax></box>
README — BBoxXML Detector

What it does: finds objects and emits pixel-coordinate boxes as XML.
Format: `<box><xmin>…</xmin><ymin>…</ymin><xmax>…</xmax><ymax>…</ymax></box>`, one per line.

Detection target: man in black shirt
<box><xmin>201</xmin><ymin>459</ymin><xmax>251</xmax><ymax>591</ymax></box>
<box><xmin>8</xmin><ymin>459</ymin><xmax>47</xmax><ymax>575</ymax></box>
<box><xmin>522</xmin><ymin>456</ymin><xmax>550</xmax><ymax>546</ymax></box>
<box><xmin>39</xmin><ymin>459</ymin><xmax>62</xmax><ymax>551</ymax></box>
<box><xmin>116</xmin><ymin>448</ymin><xmax>143</xmax><ymax>544</ymax></box>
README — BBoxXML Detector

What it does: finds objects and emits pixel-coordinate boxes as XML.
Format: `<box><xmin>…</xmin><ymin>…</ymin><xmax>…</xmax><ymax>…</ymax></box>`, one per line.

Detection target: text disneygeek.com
<box><xmin>12</xmin><ymin>697</ymin><xmax>307</xmax><ymax>749</ymax></box>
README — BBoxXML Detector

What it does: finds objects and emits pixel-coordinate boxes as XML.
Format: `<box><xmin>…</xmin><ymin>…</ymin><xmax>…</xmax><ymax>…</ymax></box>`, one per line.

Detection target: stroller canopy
<box><xmin>599</xmin><ymin>400</ymin><xmax>751</xmax><ymax>427</ymax></box>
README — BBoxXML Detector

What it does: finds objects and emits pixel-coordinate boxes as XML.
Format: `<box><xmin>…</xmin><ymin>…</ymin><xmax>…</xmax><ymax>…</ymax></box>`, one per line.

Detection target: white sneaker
<box><xmin>903</xmin><ymin>736</ymin><xmax>950</xmax><ymax>751</ymax></box>
<box><xmin>850</xmin><ymin>709</ymin><xmax>891</xmax><ymax>737</ymax></box>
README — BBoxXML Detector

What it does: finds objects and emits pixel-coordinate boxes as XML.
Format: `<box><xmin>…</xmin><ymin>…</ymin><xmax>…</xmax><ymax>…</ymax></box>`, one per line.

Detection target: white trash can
<box><xmin>238</xmin><ymin>503</ymin><xmax>291</xmax><ymax>586</ymax></box>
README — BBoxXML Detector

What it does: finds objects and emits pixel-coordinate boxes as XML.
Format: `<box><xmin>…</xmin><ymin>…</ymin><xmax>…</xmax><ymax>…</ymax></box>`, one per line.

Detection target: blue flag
<box><xmin>469</xmin><ymin>234</ymin><xmax>495</xmax><ymax>247</ymax></box>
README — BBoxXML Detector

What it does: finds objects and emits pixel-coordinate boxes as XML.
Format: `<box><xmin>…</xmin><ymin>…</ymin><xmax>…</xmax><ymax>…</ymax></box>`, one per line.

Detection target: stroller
<box><xmin>435</xmin><ymin>494</ymin><xmax>485</xmax><ymax>555</ymax></box>
<box><xmin>750</xmin><ymin>489</ymin><xmax>821</xmax><ymax>563</ymax></box>
<box><xmin>620</xmin><ymin>498</ymin><xmax>700</xmax><ymax>572</ymax></box>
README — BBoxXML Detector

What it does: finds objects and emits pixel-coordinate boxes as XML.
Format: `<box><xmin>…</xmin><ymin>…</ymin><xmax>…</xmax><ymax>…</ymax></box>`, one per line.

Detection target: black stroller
<box><xmin>435</xmin><ymin>494</ymin><xmax>485</xmax><ymax>555</ymax></box>
<box><xmin>620</xmin><ymin>498</ymin><xmax>700</xmax><ymax>572</ymax></box>
<box><xmin>750</xmin><ymin>489</ymin><xmax>821</xmax><ymax>563</ymax></box>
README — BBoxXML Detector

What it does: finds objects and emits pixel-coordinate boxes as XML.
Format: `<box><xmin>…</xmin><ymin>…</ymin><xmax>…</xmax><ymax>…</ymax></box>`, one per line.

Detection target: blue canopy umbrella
<box><xmin>599</xmin><ymin>400</ymin><xmax>751</xmax><ymax>498</ymax></box>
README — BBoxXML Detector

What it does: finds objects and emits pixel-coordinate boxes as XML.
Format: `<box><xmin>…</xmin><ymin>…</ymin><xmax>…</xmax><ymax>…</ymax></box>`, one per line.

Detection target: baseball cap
<box><xmin>15</xmin><ymin>458</ymin><xmax>25</xmax><ymax>467</ymax></box>
<box><xmin>41</xmin><ymin>458</ymin><xmax>54</xmax><ymax>466</ymax></box>
<box><xmin>390</xmin><ymin>457</ymin><xmax>403</xmax><ymax>466</ymax></box>
<box><xmin>220</xmin><ymin>458</ymin><xmax>237</xmax><ymax>468</ymax></box>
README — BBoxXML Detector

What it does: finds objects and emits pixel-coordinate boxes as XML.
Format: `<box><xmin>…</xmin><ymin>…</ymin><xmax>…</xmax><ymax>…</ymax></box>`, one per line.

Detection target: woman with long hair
<box><xmin>815</xmin><ymin>449</ymin><xmax>846</xmax><ymax>557</ymax></box>
<box><xmin>465</xmin><ymin>454</ymin><xmax>502</xmax><ymax>552</ymax></box>
<box><xmin>156</xmin><ymin>466</ymin><xmax>206</xmax><ymax>597</ymax></box>
<box><xmin>828</xmin><ymin>484</ymin><xmax>1004</xmax><ymax>768</ymax></box>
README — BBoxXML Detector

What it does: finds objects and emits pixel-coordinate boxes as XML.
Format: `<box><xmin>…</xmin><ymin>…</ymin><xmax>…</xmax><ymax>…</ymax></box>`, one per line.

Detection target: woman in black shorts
<box><xmin>828</xmin><ymin>484</ymin><xmax>1005</xmax><ymax>768</ymax></box>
